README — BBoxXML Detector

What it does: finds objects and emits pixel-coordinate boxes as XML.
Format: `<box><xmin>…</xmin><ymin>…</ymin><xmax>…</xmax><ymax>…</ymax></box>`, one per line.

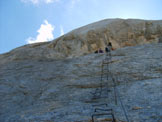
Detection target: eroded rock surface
<box><xmin>1</xmin><ymin>19</ymin><xmax>162</xmax><ymax>62</ymax></box>
<box><xmin>0</xmin><ymin>43</ymin><xmax>162</xmax><ymax>122</ymax></box>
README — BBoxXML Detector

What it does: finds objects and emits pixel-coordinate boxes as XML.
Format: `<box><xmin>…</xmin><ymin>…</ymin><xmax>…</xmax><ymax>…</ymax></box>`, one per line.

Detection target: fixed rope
<box><xmin>90</xmin><ymin>47</ymin><xmax>130</xmax><ymax>122</ymax></box>
<box><xmin>112</xmin><ymin>77</ymin><xmax>130</xmax><ymax>122</ymax></box>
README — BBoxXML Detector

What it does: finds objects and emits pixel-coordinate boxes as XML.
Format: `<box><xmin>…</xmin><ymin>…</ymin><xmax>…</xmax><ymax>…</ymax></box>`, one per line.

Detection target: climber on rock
<box><xmin>105</xmin><ymin>42</ymin><xmax>112</xmax><ymax>53</ymax></box>
<box><xmin>94</xmin><ymin>50</ymin><xmax>98</xmax><ymax>53</ymax></box>
<box><xmin>99</xmin><ymin>48</ymin><xmax>104</xmax><ymax>53</ymax></box>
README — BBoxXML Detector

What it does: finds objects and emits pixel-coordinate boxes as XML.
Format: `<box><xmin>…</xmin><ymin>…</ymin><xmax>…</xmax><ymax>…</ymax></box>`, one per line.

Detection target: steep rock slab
<box><xmin>0</xmin><ymin>44</ymin><xmax>162</xmax><ymax>122</ymax></box>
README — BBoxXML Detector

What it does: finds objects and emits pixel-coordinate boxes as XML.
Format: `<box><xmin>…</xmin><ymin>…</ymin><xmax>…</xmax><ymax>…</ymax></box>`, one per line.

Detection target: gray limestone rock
<box><xmin>0</xmin><ymin>43</ymin><xmax>162</xmax><ymax>122</ymax></box>
<box><xmin>0</xmin><ymin>19</ymin><xmax>162</xmax><ymax>122</ymax></box>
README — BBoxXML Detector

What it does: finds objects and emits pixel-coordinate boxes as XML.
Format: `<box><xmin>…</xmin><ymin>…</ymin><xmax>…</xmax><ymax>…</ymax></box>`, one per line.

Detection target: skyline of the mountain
<box><xmin>0</xmin><ymin>0</ymin><xmax>162</xmax><ymax>54</ymax></box>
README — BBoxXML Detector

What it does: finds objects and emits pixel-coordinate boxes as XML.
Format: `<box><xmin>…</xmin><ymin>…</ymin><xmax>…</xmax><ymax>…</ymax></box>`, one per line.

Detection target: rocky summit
<box><xmin>0</xmin><ymin>19</ymin><xmax>162</xmax><ymax>122</ymax></box>
<box><xmin>1</xmin><ymin>19</ymin><xmax>162</xmax><ymax>62</ymax></box>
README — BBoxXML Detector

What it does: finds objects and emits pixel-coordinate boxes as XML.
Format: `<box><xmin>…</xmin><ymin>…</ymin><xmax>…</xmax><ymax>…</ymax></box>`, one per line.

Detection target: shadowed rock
<box><xmin>0</xmin><ymin>19</ymin><xmax>162</xmax><ymax>122</ymax></box>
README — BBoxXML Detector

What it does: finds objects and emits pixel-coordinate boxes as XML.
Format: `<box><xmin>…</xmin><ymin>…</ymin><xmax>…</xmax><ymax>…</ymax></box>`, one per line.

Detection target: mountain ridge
<box><xmin>1</xmin><ymin>18</ymin><xmax>162</xmax><ymax>63</ymax></box>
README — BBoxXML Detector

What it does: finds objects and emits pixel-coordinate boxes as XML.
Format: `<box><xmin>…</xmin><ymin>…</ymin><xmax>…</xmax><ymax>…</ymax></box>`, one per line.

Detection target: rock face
<box><xmin>51</xmin><ymin>19</ymin><xmax>162</xmax><ymax>56</ymax></box>
<box><xmin>0</xmin><ymin>19</ymin><xmax>162</xmax><ymax>122</ymax></box>
<box><xmin>0</xmin><ymin>19</ymin><xmax>162</xmax><ymax>62</ymax></box>
<box><xmin>0</xmin><ymin>43</ymin><xmax>162</xmax><ymax>122</ymax></box>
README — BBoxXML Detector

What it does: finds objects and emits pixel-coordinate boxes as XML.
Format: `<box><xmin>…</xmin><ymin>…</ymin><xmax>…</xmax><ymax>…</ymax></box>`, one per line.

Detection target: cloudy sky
<box><xmin>0</xmin><ymin>0</ymin><xmax>162</xmax><ymax>54</ymax></box>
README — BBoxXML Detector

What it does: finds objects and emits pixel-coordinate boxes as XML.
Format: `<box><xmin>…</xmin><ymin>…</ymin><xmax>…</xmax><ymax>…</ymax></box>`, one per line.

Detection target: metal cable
<box><xmin>91</xmin><ymin>49</ymin><xmax>130</xmax><ymax>122</ymax></box>
<box><xmin>108</xmin><ymin>51</ymin><xmax>130</xmax><ymax>122</ymax></box>
<box><xmin>113</xmin><ymin>77</ymin><xmax>130</xmax><ymax>122</ymax></box>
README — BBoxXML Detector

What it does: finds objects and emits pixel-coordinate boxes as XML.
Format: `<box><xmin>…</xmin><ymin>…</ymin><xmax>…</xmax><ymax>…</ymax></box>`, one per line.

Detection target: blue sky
<box><xmin>0</xmin><ymin>0</ymin><xmax>162</xmax><ymax>54</ymax></box>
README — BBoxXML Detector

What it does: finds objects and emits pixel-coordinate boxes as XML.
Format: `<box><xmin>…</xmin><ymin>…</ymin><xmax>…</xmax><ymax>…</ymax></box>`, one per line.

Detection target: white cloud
<box><xmin>21</xmin><ymin>0</ymin><xmax>38</xmax><ymax>4</ymax></box>
<box><xmin>45</xmin><ymin>0</ymin><xmax>59</xmax><ymax>4</ymax></box>
<box><xmin>60</xmin><ymin>25</ymin><xmax>64</xmax><ymax>36</ymax></box>
<box><xmin>21</xmin><ymin>0</ymin><xmax>59</xmax><ymax>4</ymax></box>
<box><xmin>70</xmin><ymin>0</ymin><xmax>80</xmax><ymax>8</ymax></box>
<box><xmin>26</xmin><ymin>20</ymin><xmax>54</xmax><ymax>44</ymax></box>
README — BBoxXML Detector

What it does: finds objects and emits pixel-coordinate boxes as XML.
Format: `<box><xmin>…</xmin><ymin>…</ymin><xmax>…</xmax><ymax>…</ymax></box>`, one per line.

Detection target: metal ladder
<box><xmin>91</xmin><ymin>51</ymin><xmax>117</xmax><ymax>122</ymax></box>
